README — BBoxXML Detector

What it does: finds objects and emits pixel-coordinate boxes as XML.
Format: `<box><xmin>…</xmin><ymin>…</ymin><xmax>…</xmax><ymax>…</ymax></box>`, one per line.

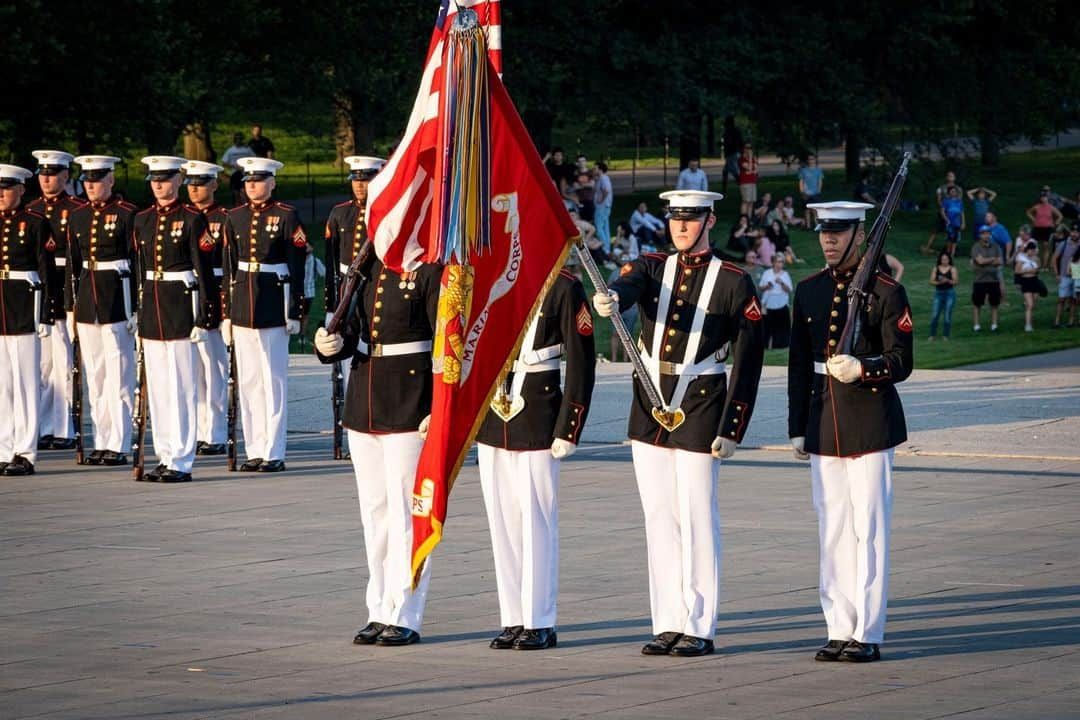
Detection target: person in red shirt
<box><xmin>738</xmin><ymin>144</ymin><xmax>759</xmax><ymax>216</ymax></box>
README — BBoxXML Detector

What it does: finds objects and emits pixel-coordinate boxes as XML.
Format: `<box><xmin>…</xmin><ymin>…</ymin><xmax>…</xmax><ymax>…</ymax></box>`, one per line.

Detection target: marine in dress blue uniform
<box><xmin>66</xmin><ymin>155</ymin><xmax>139</xmax><ymax>466</ymax></box>
<box><xmin>0</xmin><ymin>165</ymin><xmax>53</xmax><ymax>475</ymax></box>
<box><xmin>788</xmin><ymin>201</ymin><xmax>913</xmax><ymax>663</ymax></box>
<box><xmin>182</xmin><ymin>160</ymin><xmax>230</xmax><ymax>456</ymax></box>
<box><xmin>221</xmin><ymin>157</ymin><xmax>306</xmax><ymax>472</ymax></box>
<box><xmin>27</xmin><ymin>150</ymin><xmax>83</xmax><ymax>451</ymax></box>
<box><xmin>595</xmin><ymin>190</ymin><xmax>765</xmax><ymax>656</ymax></box>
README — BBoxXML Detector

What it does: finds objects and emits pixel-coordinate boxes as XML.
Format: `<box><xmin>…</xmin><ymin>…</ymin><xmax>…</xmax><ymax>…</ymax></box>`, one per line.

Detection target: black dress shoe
<box><xmin>51</xmin><ymin>438</ymin><xmax>77</xmax><ymax>450</ymax></box>
<box><xmin>814</xmin><ymin>639</ymin><xmax>849</xmax><ymax>662</ymax></box>
<box><xmin>198</xmin><ymin>442</ymin><xmax>226</xmax><ymax>456</ymax></box>
<box><xmin>258</xmin><ymin>459</ymin><xmax>286</xmax><ymax>472</ymax></box>
<box><xmin>489</xmin><ymin>625</ymin><xmax>524</xmax><ymax>649</ymax></box>
<box><xmin>669</xmin><ymin>635</ymin><xmax>714</xmax><ymax>657</ymax></box>
<box><xmin>99</xmin><ymin>451</ymin><xmax>128</xmax><ymax>466</ymax></box>
<box><xmin>641</xmin><ymin>632</ymin><xmax>683</xmax><ymax>656</ymax></box>
<box><xmin>513</xmin><ymin>627</ymin><xmax>557</xmax><ymax>650</ymax></box>
<box><xmin>85</xmin><ymin>450</ymin><xmax>105</xmax><ymax>466</ymax></box>
<box><xmin>240</xmin><ymin>458</ymin><xmax>264</xmax><ymax>472</ymax></box>
<box><xmin>839</xmin><ymin>641</ymin><xmax>880</xmax><ymax>662</ymax></box>
<box><xmin>2</xmin><ymin>456</ymin><xmax>34</xmax><ymax>476</ymax></box>
<box><xmin>140</xmin><ymin>463</ymin><xmax>166</xmax><ymax>482</ymax></box>
<box><xmin>37</xmin><ymin>435</ymin><xmax>55</xmax><ymax>450</ymax></box>
<box><xmin>374</xmin><ymin>625</ymin><xmax>420</xmax><ymax>646</ymax></box>
<box><xmin>353</xmin><ymin>621</ymin><xmax>387</xmax><ymax>645</ymax></box>
<box><xmin>158</xmin><ymin>468</ymin><xmax>193</xmax><ymax>483</ymax></box>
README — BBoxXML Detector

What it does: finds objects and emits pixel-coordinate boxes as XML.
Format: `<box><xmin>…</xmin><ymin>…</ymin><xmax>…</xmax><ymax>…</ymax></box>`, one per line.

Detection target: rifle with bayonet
<box><xmin>131</xmin><ymin>288</ymin><xmax>148</xmax><ymax>480</ymax></box>
<box><xmin>838</xmin><ymin>152</ymin><xmax>912</xmax><ymax>355</ymax></box>
<box><xmin>327</xmin><ymin>238</ymin><xmax>373</xmax><ymax>458</ymax></box>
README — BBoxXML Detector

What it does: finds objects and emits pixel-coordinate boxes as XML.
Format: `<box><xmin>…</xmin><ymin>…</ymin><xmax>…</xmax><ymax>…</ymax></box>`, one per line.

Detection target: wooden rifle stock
<box><xmin>131</xmin><ymin>336</ymin><xmax>148</xmax><ymax>480</ymax></box>
<box><xmin>837</xmin><ymin>153</ymin><xmax>911</xmax><ymax>355</ymax></box>
<box><xmin>327</xmin><ymin>239</ymin><xmax>372</xmax><ymax>460</ymax></box>
<box><xmin>70</xmin><ymin>316</ymin><xmax>84</xmax><ymax>465</ymax></box>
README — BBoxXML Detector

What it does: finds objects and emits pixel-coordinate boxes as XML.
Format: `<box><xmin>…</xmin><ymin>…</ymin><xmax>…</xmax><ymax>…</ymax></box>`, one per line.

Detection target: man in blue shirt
<box><xmin>676</xmin><ymin>159</ymin><xmax>709</xmax><ymax>191</ymax></box>
<box><xmin>797</xmin><ymin>154</ymin><xmax>824</xmax><ymax>227</ymax></box>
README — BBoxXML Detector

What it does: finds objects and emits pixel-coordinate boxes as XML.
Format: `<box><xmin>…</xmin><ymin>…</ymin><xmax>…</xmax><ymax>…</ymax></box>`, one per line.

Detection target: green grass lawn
<box><xmin>586</xmin><ymin>147</ymin><xmax>1080</xmax><ymax>369</ymax></box>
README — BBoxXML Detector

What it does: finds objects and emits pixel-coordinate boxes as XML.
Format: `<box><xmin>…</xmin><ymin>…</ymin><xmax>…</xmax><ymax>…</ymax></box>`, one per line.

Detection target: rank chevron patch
<box><xmin>743</xmin><ymin>296</ymin><xmax>762</xmax><ymax>322</ymax></box>
<box><xmin>576</xmin><ymin>302</ymin><xmax>594</xmax><ymax>336</ymax></box>
<box><xmin>898</xmin><ymin>307</ymin><xmax>913</xmax><ymax>332</ymax></box>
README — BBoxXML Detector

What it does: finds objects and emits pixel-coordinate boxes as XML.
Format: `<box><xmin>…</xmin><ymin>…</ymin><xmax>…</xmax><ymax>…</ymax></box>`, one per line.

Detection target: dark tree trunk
<box><xmin>522</xmin><ymin>108</ymin><xmax>554</xmax><ymax>155</ymax></box>
<box><xmin>705</xmin><ymin>112</ymin><xmax>716</xmax><ymax>156</ymax></box>
<box><xmin>679</xmin><ymin>113</ymin><xmax>702</xmax><ymax>169</ymax></box>
<box><xmin>979</xmin><ymin>126</ymin><xmax>1001</xmax><ymax>166</ymax></box>
<box><xmin>182</xmin><ymin>120</ymin><xmax>215</xmax><ymax>162</ymax></box>
<box><xmin>843</xmin><ymin>127</ymin><xmax>861</xmax><ymax>183</ymax></box>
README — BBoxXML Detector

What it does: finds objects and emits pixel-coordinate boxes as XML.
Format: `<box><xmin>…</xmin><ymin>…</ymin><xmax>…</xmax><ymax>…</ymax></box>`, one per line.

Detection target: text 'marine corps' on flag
<box><xmin>365</xmin><ymin>0</ymin><xmax>579</xmax><ymax>584</ymax></box>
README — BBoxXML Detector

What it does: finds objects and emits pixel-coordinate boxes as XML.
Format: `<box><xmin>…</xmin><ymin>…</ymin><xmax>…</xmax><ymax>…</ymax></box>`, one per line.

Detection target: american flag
<box><xmin>366</xmin><ymin>0</ymin><xmax>502</xmax><ymax>273</ymax></box>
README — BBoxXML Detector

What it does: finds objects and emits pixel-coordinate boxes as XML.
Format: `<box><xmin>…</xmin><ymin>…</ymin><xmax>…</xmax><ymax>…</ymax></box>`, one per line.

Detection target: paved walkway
<box><xmin>3</xmin><ymin>359</ymin><xmax>1078</xmax><ymax>718</ymax></box>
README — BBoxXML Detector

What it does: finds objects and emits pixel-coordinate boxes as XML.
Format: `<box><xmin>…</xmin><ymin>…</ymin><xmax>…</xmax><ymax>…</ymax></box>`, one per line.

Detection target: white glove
<box><xmin>37</xmin><ymin>323</ymin><xmax>51</xmax><ymax>339</ymax></box>
<box><xmin>286</xmin><ymin>319</ymin><xmax>301</xmax><ymax>336</ymax></box>
<box><xmin>826</xmin><ymin>354</ymin><xmax>862</xmax><ymax>384</ymax></box>
<box><xmin>710</xmin><ymin>436</ymin><xmax>736</xmax><ymax>459</ymax></box>
<box><xmin>189</xmin><ymin>326</ymin><xmax>208</xmax><ymax>343</ymax></box>
<box><xmin>792</xmin><ymin>436</ymin><xmax>810</xmax><ymax>461</ymax></box>
<box><xmin>418</xmin><ymin>414</ymin><xmax>431</xmax><ymax>439</ymax></box>
<box><xmin>125</xmin><ymin>316</ymin><xmax>137</xmax><ymax>335</ymax></box>
<box><xmin>220</xmin><ymin>318</ymin><xmax>232</xmax><ymax>346</ymax></box>
<box><xmin>592</xmin><ymin>290</ymin><xmax>619</xmax><ymax>318</ymax></box>
<box><xmin>314</xmin><ymin>327</ymin><xmax>344</xmax><ymax>356</ymax></box>
<box><xmin>551</xmin><ymin>438</ymin><xmax>576</xmax><ymax>459</ymax></box>
<box><xmin>66</xmin><ymin>311</ymin><xmax>75</xmax><ymax>338</ymax></box>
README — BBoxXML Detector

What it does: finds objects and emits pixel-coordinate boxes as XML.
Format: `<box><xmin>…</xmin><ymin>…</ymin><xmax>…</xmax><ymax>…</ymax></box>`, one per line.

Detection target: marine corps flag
<box><xmin>365</xmin><ymin>0</ymin><xmax>579</xmax><ymax>584</ymax></box>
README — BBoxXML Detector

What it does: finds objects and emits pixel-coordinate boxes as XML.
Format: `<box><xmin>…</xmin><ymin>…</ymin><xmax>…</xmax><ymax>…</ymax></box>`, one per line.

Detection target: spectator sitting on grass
<box><xmin>966</xmin><ymin>186</ymin><xmax>997</xmax><ymax>241</ymax></box>
<box><xmin>754</xmin><ymin>230</ymin><xmax>775</xmax><ymax>266</ymax></box>
<box><xmin>727</xmin><ymin>214</ymin><xmax>759</xmax><ymax>258</ymax></box>
<box><xmin>777</xmin><ymin>196</ymin><xmax>806</xmax><ymax>229</ymax></box>
<box><xmin>629</xmin><ymin>201</ymin><xmax>666</xmax><ymax>247</ymax></box>
<box><xmin>853</xmin><ymin>170</ymin><xmax>879</xmax><ymax>206</ymax></box>
<box><xmin>751</xmin><ymin>192</ymin><xmax>773</xmax><ymax>228</ymax></box>
<box><xmin>765</xmin><ymin>219</ymin><xmax>801</xmax><ymax>265</ymax></box>
<box><xmin>1014</xmin><ymin>240</ymin><xmax>1042</xmax><ymax>332</ymax></box>
<box><xmin>611</xmin><ymin>221</ymin><xmax>639</xmax><ymax>262</ymax></box>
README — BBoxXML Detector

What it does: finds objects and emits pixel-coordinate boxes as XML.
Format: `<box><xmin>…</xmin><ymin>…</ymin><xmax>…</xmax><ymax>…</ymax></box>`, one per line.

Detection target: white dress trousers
<box><xmin>194</xmin><ymin>328</ymin><xmax>228</xmax><ymax>444</ymax></box>
<box><xmin>144</xmin><ymin>338</ymin><xmax>199</xmax><ymax>473</ymax></box>
<box><xmin>38</xmin><ymin>319</ymin><xmax>74</xmax><ymax>440</ymax></box>
<box><xmin>77</xmin><ymin>321</ymin><xmax>135</xmax><ymax>453</ymax></box>
<box><xmin>347</xmin><ymin>430</ymin><xmax>431</xmax><ymax>632</ymax></box>
<box><xmin>810</xmin><ymin>449</ymin><xmax>894</xmax><ymax>644</ymax></box>
<box><xmin>1</xmin><ymin>334</ymin><xmax>41</xmax><ymax>465</ymax></box>
<box><xmin>478</xmin><ymin>444</ymin><xmax>560</xmax><ymax>629</ymax></box>
<box><xmin>233</xmin><ymin>325</ymin><xmax>288</xmax><ymax>462</ymax></box>
<box><xmin>631</xmin><ymin>440</ymin><xmax>722</xmax><ymax>640</ymax></box>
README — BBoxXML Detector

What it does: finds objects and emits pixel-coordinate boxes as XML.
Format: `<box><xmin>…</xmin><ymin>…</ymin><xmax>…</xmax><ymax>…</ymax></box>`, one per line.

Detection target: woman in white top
<box><xmin>1014</xmin><ymin>240</ymin><xmax>1041</xmax><ymax>332</ymax></box>
<box><xmin>758</xmin><ymin>254</ymin><xmax>793</xmax><ymax>349</ymax></box>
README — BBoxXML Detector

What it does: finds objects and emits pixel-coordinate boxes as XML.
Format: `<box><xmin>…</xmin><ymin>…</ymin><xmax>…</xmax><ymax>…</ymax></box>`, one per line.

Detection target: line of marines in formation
<box><xmin>0</xmin><ymin>151</ymin><xmax>912</xmax><ymax>661</ymax></box>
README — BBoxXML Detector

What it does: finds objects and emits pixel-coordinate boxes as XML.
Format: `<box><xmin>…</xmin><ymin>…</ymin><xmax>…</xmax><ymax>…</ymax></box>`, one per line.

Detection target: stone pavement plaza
<box><xmin>3</xmin><ymin>352</ymin><xmax>1079</xmax><ymax>719</ymax></box>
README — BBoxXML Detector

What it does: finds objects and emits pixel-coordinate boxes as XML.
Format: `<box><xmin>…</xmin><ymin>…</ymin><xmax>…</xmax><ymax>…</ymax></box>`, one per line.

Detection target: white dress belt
<box><xmin>83</xmin><ymin>259</ymin><xmax>130</xmax><ymax>272</ymax></box>
<box><xmin>53</xmin><ymin>257</ymin><xmax>67</xmax><ymax>267</ymax></box>
<box><xmin>356</xmin><ymin>339</ymin><xmax>433</xmax><ymax>357</ymax></box>
<box><xmin>237</xmin><ymin>261</ymin><xmax>289</xmax><ymax>276</ymax></box>
<box><xmin>512</xmin><ymin>357</ymin><xmax>560</xmax><ymax>373</ymax></box>
<box><xmin>145</xmin><ymin>270</ymin><xmax>197</xmax><ymax>283</ymax></box>
<box><xmin>212</xmin><ymin>268</ymin><xmax>223</xmax><ymax>277</ymax></box>
<box><xmin>0</xmin><ymin>269</ymin><xmax>41</xmax><ymax>284</ymax></box>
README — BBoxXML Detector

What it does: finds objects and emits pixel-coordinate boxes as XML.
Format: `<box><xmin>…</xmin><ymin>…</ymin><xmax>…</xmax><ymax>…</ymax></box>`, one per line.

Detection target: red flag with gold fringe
<box><xmin>366</xmin><ymin>1</ymin><xmax>578</xmax><ymax>583</ymax></box>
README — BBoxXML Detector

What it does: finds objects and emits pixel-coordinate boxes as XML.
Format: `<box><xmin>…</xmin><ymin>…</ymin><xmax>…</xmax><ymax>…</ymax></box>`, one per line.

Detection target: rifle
<box><xmin>327</xmin><ymin>238</ymin><xmax>373</xmax><ymax>459</ymax></box>
<box><xmin>70</xmin><ymin>310</ymin><xmax>84</xmax><ymax>465</ymax></box>
<box><xmin>226</xmin><ymin>337</ymin><xmax>238</xmax><ymax>471</ymax></box>
<box><xmin>838</xmin><ymin>152</ymin><xmax>912</xmax><ymax>355</ymax></box>
<box><xmin>131</xmin><ymin>282</ymin><xmax>148</xmax><ymax>480</ymax></box>
<box><xmin>131</xmin><ymin>334</ymin><xmax>148</xmax><ymax>480</ymax></box>
<box><xmin>573</xmin><ymin>240</ymin><xmax>685</xmax><ymax>431</ymax></box>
